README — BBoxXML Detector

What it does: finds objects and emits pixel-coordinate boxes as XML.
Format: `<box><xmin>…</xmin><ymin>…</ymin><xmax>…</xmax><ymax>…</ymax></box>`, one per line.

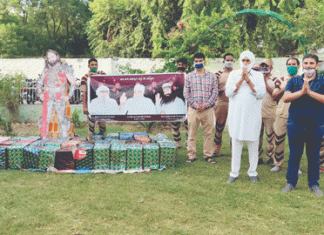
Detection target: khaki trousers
<box><xmin>273</xmin><ymin>116</ymin><xmax>287</xmax><ymax>167</ymax></box>
<box><xmin>258</xmin><ymin>117</ymin><xmax>275</xmax><ymax>161</ymax></box>
<box><xmin>187</xmin><ymin>107</ymin><xmax>214</xmax><ymax>159</ymax></box>
<box><xmin>214</xmin><ymin>105</ymin><xmax>228</xmax><ymax>153</ymax></box>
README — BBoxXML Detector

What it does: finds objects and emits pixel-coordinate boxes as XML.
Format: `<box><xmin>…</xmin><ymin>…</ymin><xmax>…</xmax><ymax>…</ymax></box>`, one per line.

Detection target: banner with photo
<box><xmin>88</xmin><ymin>73</ymin><xmax>186</xmax><ymax>122</ymax></box>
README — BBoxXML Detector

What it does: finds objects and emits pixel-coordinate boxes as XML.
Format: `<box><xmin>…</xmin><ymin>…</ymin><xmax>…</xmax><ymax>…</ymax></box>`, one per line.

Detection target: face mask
<box><xmin>90</xmin><ymin>67</ymin><xmax>98</xmax><ymax>73</ymax></box>
<box><xmin>260</xmin><ymin>68</ymin><xmax>270</xmax><ymax>74</ymax></box>
<box><xmin>242</xmin><ymin>64</ymin><xmax>249</xmax><ymax>69</ymax></box>
<box><xmin>303</xmin><ymin>68</ymin><xmax>316</xmax><ymax>78</ymax></box>
<box><xmin>194</xmin><ymin>62</ymin><xmax>204</xmax><ymax>69</ymax></box>
<box><xmin>287</xmin><ymin>66</ymin><xmax>298</xmax><ymax>76</ymax></box>
<box><xmin>177</xmin><ymin>66</ymin><xmax>186</xmax><ymax>72</ymax></box>
<box><xmin>224</xmin><ymin>61</ymin><xmax>234</xmax><ymax>68</ymax></box>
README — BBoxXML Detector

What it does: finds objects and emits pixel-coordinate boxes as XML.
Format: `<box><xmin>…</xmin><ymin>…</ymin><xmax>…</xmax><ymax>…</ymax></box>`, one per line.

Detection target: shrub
<box><xmin>0</xmin><ymin>73</ymin><xmax>25</xmax><ymax>123</ymax></box>
<box><xmin>72</xmin><ymin>109</ymin><xmax>83</xmax><ymax>128</ymax></box>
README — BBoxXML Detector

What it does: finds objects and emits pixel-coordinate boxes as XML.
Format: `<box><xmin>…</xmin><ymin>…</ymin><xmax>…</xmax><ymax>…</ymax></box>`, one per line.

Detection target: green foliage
<box><xmin>155</xmin><ymin>3</ymin><xmax>304</xmax><ymax>70</ymax></box>
<box><xmin>72</xmin><ymin>109</ymin><xmax>83</xmax><ymax>128</ymax></box>
<box><xmin>0</xmin><ymin>0</ymin><xmax>92</xmax><ymax>58</ymax></box>
<box><xmin>0</xmin><ymin>73</ymin><xmax>25</xmax><ymax>122</ymax></box>
<box><xmin>87</xmin><ymin>0</ymin><xmax>151</xmax><ymax>58</ymax></box>
<box><xmin>0</xmin><ymin>115</ymin><xmax>14</xmax><ymax>136</ymax></box>
<box><xmin>289</xmin><ymin>0</ymin><xmax>324</xmax><ymax>53</ymax></box>
<box><xmin>138</xmin><ymin>122</ymin><xmax>157</xmax><ymax>133</ymax></box>
<box><xmin>116</xmin><ymin>63</ymin><xmax>146</xmax><ymax>75</ymax></box>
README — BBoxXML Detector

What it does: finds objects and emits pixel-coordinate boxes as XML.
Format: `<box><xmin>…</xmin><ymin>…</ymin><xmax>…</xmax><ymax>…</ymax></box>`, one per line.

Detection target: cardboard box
<box><xmin>23</xmin><ymin>145</ymin><xmax>60</xmax><ymax>170</ymax></box>
<box><xmin>158</xmin><ymin>141</ymin><xmax>177</xmax><ymax>168</ymax></box>
<box><xmin>55</xmin><ymin>148</ymin><xmax>75</xmax><ymax>170</ymax></box>
<box><xmin>93</xmin><ymin>143</ymin><xmax>110</xmax><ymax>170</ymax></box>
<box><xmin>110</xmin><ymin>141</ymin><xmax>127</xmax><ymax>170</ymax></box>
<box><xmin>0</xmin><ymin>147</ymin><xmax>6</xmax><ymax>169</ymax></box>
<box><xmin>143</xmin><ymin>143</ymin><xmax>159</xmax><ymax>170</ymax></box>
<box><xmin>126</xmin><ymin>143</ymin><xmax>143</xmax><ymax>170</ymax></box>
<box><xmin>74</xmin><ymin>143</ymin><xmax>94</xmax><ymax>170</ymax></box>
<box><xmin>7</xmin><ymin>143</ymin><xmax>30</xmax><ymax>169</ymax></box>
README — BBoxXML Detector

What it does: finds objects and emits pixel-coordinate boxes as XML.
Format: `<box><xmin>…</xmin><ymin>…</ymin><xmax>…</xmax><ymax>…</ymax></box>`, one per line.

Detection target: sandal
<box><xmin>186</xmin><ymin>158</ymin><xmax>196</xmax><ymax>163</ymax></box>
<box><xmin>205</xmin><ymin>157</ymin><xmax>216</xmax><ymax>164</ymax></box>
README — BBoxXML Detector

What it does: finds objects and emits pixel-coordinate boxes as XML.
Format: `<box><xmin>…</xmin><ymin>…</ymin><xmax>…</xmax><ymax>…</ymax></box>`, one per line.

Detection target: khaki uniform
<box><xmin>171</xmin><ymin>120</ymin><xmax>188</xmax><ymax>148</ymax></box>
<box><xmin>259</xmin><ymin>76</ymin><xmax>277</xmax><ymax>161</ymax></box>
<box><xmin>214</xmin><ymin>69</ymin><xmax>230</xmax><ymax>154</ymax></box>
<box><xmin>81</xmin><ymin>71</ymin><xmax>107</xmax><ymax>139</ymax></box>
<box><xmin>273</xmin><ymin>77</ymin><xmax>290</xmax><ymax>167</ymax></box>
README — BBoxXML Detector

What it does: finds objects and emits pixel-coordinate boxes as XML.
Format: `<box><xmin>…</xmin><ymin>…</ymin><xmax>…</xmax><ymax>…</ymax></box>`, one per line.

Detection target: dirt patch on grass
<box><xmin>0</xmin><ymin>122</ymin><xmax>40</xmax><ymax>137</ymax></box>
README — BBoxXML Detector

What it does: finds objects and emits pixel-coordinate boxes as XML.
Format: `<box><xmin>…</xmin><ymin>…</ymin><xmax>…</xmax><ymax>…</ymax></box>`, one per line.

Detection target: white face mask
<box><xmin>303</xmin><ymin>68</ymin><xmax>316</xmax><ymax>78</ymax></box>
<box><xmin>224</xmin><ymin>61</ymin><xmax>234</xmax><ymax>68</ymax></box>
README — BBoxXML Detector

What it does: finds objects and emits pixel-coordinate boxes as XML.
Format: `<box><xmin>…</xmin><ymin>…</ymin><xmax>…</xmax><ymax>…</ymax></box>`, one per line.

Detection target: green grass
<box><xmin>1</xmin><ymin>124</ymin><xmax>323</xmax><ymax>235</ymax></box>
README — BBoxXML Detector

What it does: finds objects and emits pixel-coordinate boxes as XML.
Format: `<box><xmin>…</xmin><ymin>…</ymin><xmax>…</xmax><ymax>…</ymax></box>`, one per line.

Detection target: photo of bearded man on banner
<box><xmin>37</xmin><ymin>49</ymin><xmax>76</xmax><ymax>138</ymax></box>
<box><xmin>119</xmin><ymin>84</ymin><xmax>156</xmax><ymax>115</ymax></box>
<box><xmin>89</xmin><ymin>85</ymin><xmax>120</xmax><ymax>115</ymax></box>
<box><xmin>155</xmin><ymin>82</ymin><xmax>186</xmax><ymax>115</ymax></box>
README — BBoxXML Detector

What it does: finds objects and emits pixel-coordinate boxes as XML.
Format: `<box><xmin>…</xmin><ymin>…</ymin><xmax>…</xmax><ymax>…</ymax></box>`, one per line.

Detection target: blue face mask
<box><xmin>194</xmin><ymin>62</ymin><xmax>204</xmax><ymax>69</ymax></box>
<box><xmin>260</xmin><ymin>68</ymin><xmax>270</xmax><ymax>74</ymax></box>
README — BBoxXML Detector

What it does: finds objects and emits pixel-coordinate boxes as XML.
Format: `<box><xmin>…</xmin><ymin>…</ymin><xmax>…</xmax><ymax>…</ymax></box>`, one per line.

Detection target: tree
<box><xmin>290</xmin><ymin>0</ymin><xmax>324</xmax><ymax>53</ymax></box>
<box><xmin>0</xmin><ymin>0</ymin><xmax>92</xmax><ymax>58</ymax></box>
<box><xmin>154</xmin><ymin>0</ymin><xmax>304</xmax><ymax>72</ymax></box>
<box><xmin>87</xmin><ymin>0</ymin><xmax>151</xmax><ymax>58</ymax></box>
<box><xmin>0</xmin><ymin>73</ymin><xmax>25</xmax><ymax>122</ymax></box>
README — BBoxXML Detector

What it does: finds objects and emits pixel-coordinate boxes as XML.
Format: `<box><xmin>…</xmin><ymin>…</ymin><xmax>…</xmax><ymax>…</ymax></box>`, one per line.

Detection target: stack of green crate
<box><xmin>39</xmin><ymin>146</ymin><xmax>60</xmax><ymax>170</ymax></box>
<box><xmin>143</xmin><ymin>143</ymin><xmax>159</xmax><ymax>170</ymax></box>
<box><xmin>110</xmin><ymin>141</ymin><xmax>127</xmax><ymax>170</ymax></box>
<box><xmin>0</xmin><ymin>147</ymin><xmax>6</xmax><ymax>170</ymax></box>
<box><xmin>93</xmin><ymin>142</ymin><xmax>111</xmax><ymax>170</ymax></box>
<box><xmin>7</xmin><ymin>143</ymin><xmax>30</xmax><ymax>169</ymax></box>
<box><xmin>22</xmin><ymin>145</ymin><xmax>40</xmax><ymax>169</ymax></box>
<box><xmin>126</xmin><ymin>143</ymin><xmax>143</xmax><ymax>170</ymax></box>
<box><xmin>75</xmin><ymin>143</ymin><xmax>94</xmax><ymax>170</ymax></box>
<box><xmin>23</xmin><ymin>144</ymin><xmax>60</xmax><ymax>171</ymax></box>
<box><xmin>158</xmin><ymin>140</ymin><xmax>177</xmax><ymax>168</ymax></box>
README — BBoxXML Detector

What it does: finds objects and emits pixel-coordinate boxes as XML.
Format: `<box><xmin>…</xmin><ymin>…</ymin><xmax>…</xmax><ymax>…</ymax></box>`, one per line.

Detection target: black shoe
<box><xmin>258</xmin><ymin>158</ymin><xmax>264</xmax><ymax>165</ymax></box>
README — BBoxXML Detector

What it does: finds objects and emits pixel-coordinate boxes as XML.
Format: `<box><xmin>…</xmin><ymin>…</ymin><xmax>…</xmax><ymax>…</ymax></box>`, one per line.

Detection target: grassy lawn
<box><xmin>0</xmin><ymin>123</ymin><xmax>323</xmax><ymax>234</ymax></box>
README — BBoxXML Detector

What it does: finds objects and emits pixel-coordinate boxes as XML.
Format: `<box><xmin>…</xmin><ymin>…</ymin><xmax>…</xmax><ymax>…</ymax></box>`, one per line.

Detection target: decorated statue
<box><xmin>37</xmin><ymin>49</ymin><xmax>76</xmax><ymax>138</ymax></box>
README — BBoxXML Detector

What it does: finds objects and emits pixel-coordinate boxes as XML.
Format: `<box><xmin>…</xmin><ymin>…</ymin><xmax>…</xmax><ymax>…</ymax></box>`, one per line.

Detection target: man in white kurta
<box><xmin>226</xmin><ymin>51</ymin><xmax>266</xmax><ymax>183</ymax></box>
<box><xmin>156</xmin><ymin>83</ymin><xmax>186</xmax><ymax>114</ymax></box>
<box><xmin>89</xmin><ymin>85</ymin><xmax>120</xmax><ymax>115</ymax></box>
<box><xmin>120</xmin><ymin>84</ymin><xmax>156</xmax><ymax>115</ymax></box>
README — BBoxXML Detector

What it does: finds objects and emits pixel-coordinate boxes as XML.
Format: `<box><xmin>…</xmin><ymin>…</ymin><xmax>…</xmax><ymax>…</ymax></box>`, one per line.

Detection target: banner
<box><xmin>88</xmin><ymin>73</ymin><xmax>186</xmax><ymax>122</ymax></box>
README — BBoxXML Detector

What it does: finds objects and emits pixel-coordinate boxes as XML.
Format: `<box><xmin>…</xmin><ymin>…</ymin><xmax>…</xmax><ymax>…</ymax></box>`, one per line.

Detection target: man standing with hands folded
<box><xmin>282</xmin><ymin>54</ymin><xmax>324</xmax><ymax>196</ymax></box>
<box><xmin>184</xmin><ymin>53</ymin><xmax>218</xmax><ymax>164</ymax></box>
<box><xmin>225</xmin><ymin>51</ymin><xmax>266</xmax><ymax>183</ymax></box>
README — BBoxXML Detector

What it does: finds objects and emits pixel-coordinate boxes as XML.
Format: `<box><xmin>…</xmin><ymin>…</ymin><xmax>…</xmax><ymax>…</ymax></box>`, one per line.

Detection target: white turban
<box><xmin>162</xmin><ymin>83</ymin><xmax>172</xmax><ymax>89</ymax></box>
<box><xmin>239</xmin><ymin>51</ymin><xmax>255</xmax><ymax>71</ymax></box>
<box><xmin>96</xmin><ymin>85</ymin><xmax>110</xmax><ymax>96</ymax></box>
<box><xmin>134</xmin><ymin>84</ymin><xmax>145</xmax><ymax>95</ymax></box>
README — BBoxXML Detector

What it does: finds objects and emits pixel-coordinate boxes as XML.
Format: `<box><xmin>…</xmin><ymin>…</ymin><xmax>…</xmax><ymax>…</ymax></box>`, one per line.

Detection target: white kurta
<box><xmin>225</xmin><ymin>69</ymin><xmax>266</xmax><ymax>141</ymax></box>
<box><xmin>89</xmin><ymin>97</ymin><xmax>120</xmax><ymax>115</ymax></box>
<box><xmin>156</xmin><ymin>97</ymin><xmax>186</xmax><ymax>114</ymax></box>
<box><xmin>120</xmin><ymin>97</ymin><xmax>156</xmax><ymax>115</ymax></box>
